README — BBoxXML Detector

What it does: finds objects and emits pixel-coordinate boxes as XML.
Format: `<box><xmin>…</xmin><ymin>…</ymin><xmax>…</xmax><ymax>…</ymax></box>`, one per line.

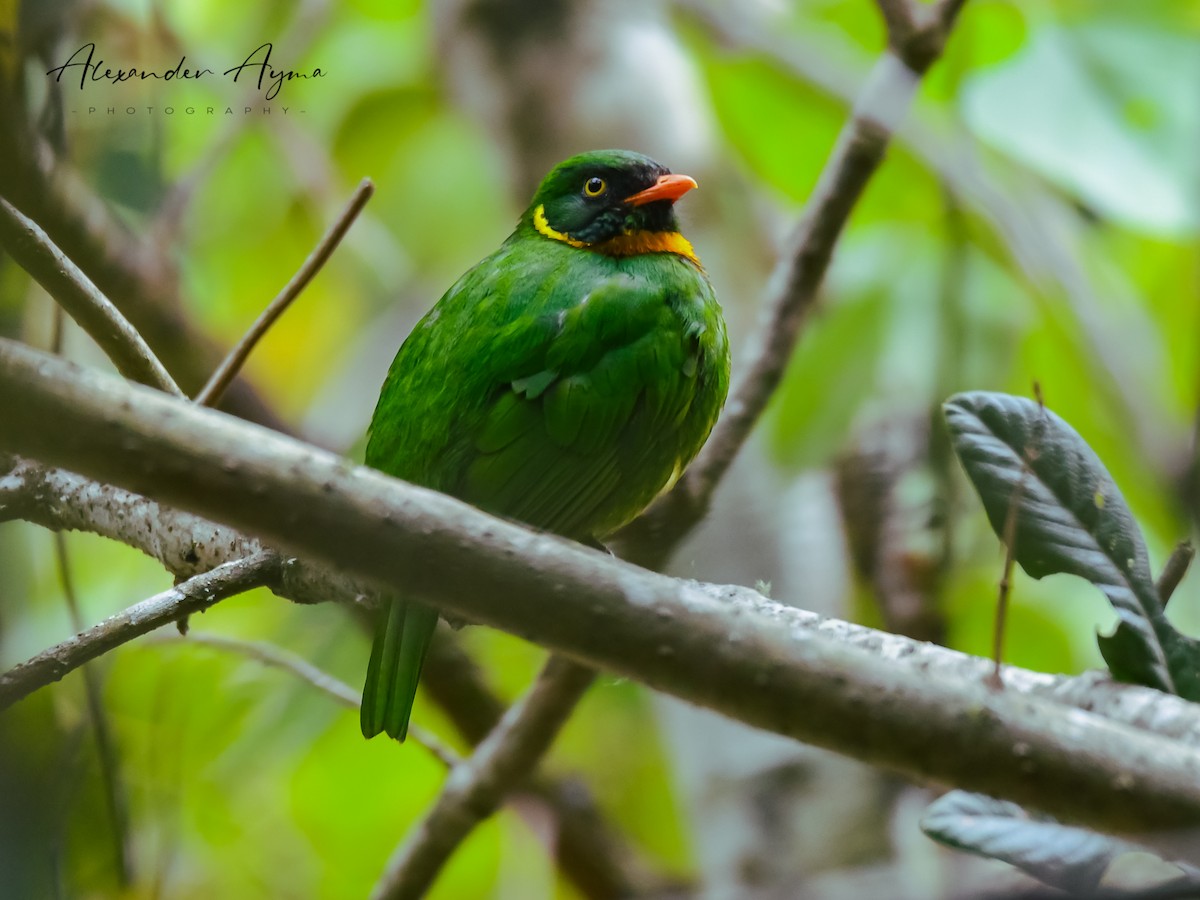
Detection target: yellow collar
<box><xmin>533</xmin><ymin>204</ymin><xmax>701</xmax><ymax>266</ymax></box>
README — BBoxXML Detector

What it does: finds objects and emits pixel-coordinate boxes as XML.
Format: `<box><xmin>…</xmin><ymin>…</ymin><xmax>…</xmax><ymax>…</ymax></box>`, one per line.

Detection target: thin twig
<box><xmin>991</xmin><ymin>466</ymin><xmax>1028</xmax><ymax>688</ymax></box>
<box><xmin>155</xmin><ymin>624</ymin><xmax>657</xmax><ymax>893</ymax></box>
<box><xmin>0</xmin><ymin>552</ymin><xmax>278</xmax><ymax>711</ymax></box>
<box><xmin>991</xmin><ymin>385</ymin><xmax>1046</xmax><ymax>685</ymax></box>
<box><xmin>54</xmin><ymin>533</ymin><xmax>134</xmax><ymax>885</ymax></box>
<box><xmin>194</xmin><ymin>178</ymin><xmax>375</xmax><ymax>408</ymax></box>
<box><xmin>370</xmin><ymin>657</ymin><xmax>596</xmax><ymax>900</ymax></box>
<box><xmin>1157</xmin><ymin>541</ymin><xmax>1195</xmax><ymax>608</ymax></box>
<box><xmin>0</xmin><ymin>197</ymin><xmax>183</xmax><ymax>396</ymax></box>
<box><xmin>146</xmin><ymin>632</ymin><xmax>460</xmax><ymax>769</ymax></box>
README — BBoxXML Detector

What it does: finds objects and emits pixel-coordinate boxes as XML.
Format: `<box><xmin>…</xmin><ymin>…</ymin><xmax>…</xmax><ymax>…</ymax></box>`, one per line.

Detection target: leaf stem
<box><xmin>1157</xmin><ymin>541</ymin><xmax>1195</xmax><ymax>608</ymax></box>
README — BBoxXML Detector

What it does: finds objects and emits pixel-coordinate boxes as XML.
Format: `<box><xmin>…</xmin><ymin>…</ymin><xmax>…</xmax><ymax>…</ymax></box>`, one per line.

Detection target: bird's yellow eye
<box><xmin>583</xmin><ymin>176</ymin><xmax>607</xmax><ymax>198</ymax></box>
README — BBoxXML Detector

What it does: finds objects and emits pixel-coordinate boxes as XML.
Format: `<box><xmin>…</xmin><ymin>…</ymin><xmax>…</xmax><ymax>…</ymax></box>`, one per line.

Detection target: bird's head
<box><xmin>523</xmin><ymin>149</ymin><xmax>698</xmax><ymax>250</ymax></box>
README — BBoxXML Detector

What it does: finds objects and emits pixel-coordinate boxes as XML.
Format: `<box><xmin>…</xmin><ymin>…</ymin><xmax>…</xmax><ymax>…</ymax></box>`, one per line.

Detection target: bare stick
<box><xmin>992</xmin><ymin>385</ymin><xmax>1048</xmax><ymax>684</ymax></box>
<box><xmin>194</xmin><ymin>178</ymin><xmax>375</xmax><ymax>408</ymax></box>
<box><xmin>1157</xmin><ymin>541</ymin><xmax>1195</xmax><ymax>608</ymax></box>
<box><xmin>0</xmin><ymin>197</ymin><xmax>183</xmax><ymax>396</ymax></box>
<box><xmin>991</xmin><ymin>468</ymin><xmax>1027</xmax><ymax>688</ymax></box>
<box><xmin>370</xmin><ymin>658</ymin><xmax>596</xmax><ymax>900</ymax></box>
<box><xmin>147</xmin><ymin>632</ymin><xmax>460</xmax><ymax>769</ymax></box>
<box><xmin>54</xmin><ymin>533</ymin><xmax>134</xmax><ymax>884</ymax></box>
<box><xmin>0</xmin><ymin>552</ymin><xmax>277</xmax><ymax>710</ymax></box>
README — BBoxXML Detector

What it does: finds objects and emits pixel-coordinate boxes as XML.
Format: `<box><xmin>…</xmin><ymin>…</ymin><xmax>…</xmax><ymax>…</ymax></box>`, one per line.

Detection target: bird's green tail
<box><xmin>360</xmin><ymin>599</ymin><xmax>438</xmax><ymax>740</ymax></box>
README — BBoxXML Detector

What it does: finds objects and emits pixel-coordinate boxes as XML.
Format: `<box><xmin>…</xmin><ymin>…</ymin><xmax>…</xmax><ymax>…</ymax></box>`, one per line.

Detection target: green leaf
<box><xmin>920</xmin><ymin>791</ymin><xmax>1200</xmax><ymax>894</ymax></box>
<box><xmin>961</xmin><ymin>24</ymin><xmax>1200</xmax><ymax>235</ymax></box>
<box><xmin>768</xmin><ymin>290</ymin><xmax>891</xmax><ymax>470</ymax></box>
<box><xmin>943</xmin><ymin>391</ymin><xmax>1200</xmax><ymax>699</ymax></box>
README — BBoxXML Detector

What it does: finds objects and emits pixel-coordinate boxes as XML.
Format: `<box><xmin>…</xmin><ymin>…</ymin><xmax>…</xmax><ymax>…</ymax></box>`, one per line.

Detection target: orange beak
<box><xmin>624</xmin><ymin>173</ymin><xmax>698</xmax><ymax>206</ymax></box>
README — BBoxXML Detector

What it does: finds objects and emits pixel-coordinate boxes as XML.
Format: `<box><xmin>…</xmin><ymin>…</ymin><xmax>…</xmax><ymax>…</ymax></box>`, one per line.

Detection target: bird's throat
<box><xmin>533</xmin><ymin>204</ymin><xmax>700</xmax><ymax>266</ymax></box>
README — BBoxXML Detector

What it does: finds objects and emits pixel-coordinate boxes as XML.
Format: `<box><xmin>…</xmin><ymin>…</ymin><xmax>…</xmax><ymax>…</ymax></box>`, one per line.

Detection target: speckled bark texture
<box><xmin>4</xmin><ymin>337</ymin><xmax>1200</xmax><ymax>835</ymax></box>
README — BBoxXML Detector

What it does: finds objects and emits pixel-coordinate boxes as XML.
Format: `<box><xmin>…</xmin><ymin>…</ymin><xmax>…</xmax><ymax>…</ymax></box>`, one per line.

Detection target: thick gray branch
<box><xmin>13</xmin><ymin>456</ymin><xmax>1200</xmax><ymax>743</ymax></box>
<box><xmin>3</xmin><ymin>339</ymin><xmax>1200</xmax><ymax>833</ymax></box>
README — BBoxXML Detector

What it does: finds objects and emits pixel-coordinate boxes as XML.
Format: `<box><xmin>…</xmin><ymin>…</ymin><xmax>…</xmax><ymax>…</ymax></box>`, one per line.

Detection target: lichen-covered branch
<box><xmin>4</xmin><ymin>338</ymin><xmax>1200</xmax><ymax>833</ymax></box>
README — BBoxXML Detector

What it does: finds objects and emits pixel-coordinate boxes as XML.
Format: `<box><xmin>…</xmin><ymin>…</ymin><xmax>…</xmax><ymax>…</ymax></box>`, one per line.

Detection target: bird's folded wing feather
<box><xmin>462</xmin><ymin>273</ymin><xmax>700</xmax><ymax>538</ymax></box>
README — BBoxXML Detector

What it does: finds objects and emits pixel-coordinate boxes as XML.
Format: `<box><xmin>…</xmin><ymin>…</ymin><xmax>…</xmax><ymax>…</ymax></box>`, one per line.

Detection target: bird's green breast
<box><xmin>365</xmin><ymin>234</ymin><xmax>729</xmax><ymax>541</ymax></box>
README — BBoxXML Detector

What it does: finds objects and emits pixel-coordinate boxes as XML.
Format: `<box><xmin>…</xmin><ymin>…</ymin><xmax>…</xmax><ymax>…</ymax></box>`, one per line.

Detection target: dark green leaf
<box><xmin>943</xmin><ymin>391</ymin><xmax>1200</xmax><ymax>699</ymax></box>
<box><xmin>920</xmin><ymin>791</ymin><xmax>1200</xmax><ymax>894</ymax></box>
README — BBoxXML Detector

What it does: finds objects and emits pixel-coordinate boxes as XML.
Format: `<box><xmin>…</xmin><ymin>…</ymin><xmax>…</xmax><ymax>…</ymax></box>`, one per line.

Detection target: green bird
<box><xmin>361</xmin><ymin>149</ymin><xmax>730</xmax><ymax>741</ymax></box>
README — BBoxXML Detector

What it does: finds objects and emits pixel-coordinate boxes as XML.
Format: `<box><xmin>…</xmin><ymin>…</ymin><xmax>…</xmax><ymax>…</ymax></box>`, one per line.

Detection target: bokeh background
<box><xmin>2</xmin><ymin>0</ymin><xmax>1199</xmax><ymax>897</ymax></box>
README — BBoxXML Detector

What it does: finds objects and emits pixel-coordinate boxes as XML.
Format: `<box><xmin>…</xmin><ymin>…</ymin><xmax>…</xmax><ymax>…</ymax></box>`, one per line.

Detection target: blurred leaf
<box><xmin>769</xmin><ymin>291</ymin><xmax>891</xmax><ymax>469</ymax></box>
<box><xmin>957</xmin><ymin>0</ymin><xmax>1028</xmax><ymax>70</ymax></box>
<box><xmin>921</xmin><ymin>791</ymin><xmax>1200</xmax><ymax>894</ymax></box>
<box><xmin>332</xmin><ymin>86</ymin><xmax>439</xmax><ymax>187</ymax></box>
<box><xmin>943</xmin><ymin>391</ymin><xmax>1200</xmax><ymax>698</ymax></box>
<box><xmin>962</xmin><ymin>24</ymin><xmax>1200</xmax><ymax>234</ymax></box>
<box><xmin>0</xmin><ymin>0</ymin><xmax>17</xmax><ymax>86</ymax></box>
<box><xmin>697</xmin><ymin>52</ymin><xmax>843</xmax><ymax>203</ymax></box>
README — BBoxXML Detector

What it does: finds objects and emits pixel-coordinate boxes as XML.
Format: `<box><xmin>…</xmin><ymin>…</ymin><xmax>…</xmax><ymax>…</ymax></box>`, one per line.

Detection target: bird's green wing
<box><xmin>461</xmin><ymin>264</ymin><xmax>724</xmax><ymax>539</ymax></box>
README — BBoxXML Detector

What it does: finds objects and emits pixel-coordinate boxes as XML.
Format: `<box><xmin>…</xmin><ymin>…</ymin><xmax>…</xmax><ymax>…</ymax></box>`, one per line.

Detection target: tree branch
<box><xmin>0</xmin><ymin>197</ymin><xmax>183</xmax><ymax>396</ymax></box>
<box><xmin>404</xmin><ymin>0</ymin><xmax>975</xmax><ymax>867</ymax></box>
<box><xmin>5</xmin><ymin>340</ymin><xmax>1200</xmax><ymax>833</ymax></box>
<box><xmin>0</xmin><ymin>550</ymin><xmax>277</xmax><ymax>709</ymax></box>
<box><xmin>0</xmin><ymin>125</ymin><xmax>288</xmax><ymax>430</ymax></box>
<box><xmin>615</xmin><ymin>0</ymin><xmax>967</xmax><ymax>569</ymax></box>
<box><xmin>371</xmin><ymin>657</ymin><xmax>596</xmax><ymax>900</ymax></box>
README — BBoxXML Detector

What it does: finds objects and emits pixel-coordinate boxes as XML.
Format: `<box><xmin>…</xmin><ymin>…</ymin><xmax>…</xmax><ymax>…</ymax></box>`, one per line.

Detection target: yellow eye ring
<box><xmin>583</xmin><ymin>176</ymin><xmax>607</xmax><ymax>197</ymax></box>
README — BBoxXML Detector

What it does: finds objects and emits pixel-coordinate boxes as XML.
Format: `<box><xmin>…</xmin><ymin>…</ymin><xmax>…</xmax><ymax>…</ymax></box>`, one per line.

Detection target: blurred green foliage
<box><xmin>1</xmin><ymin>0</ymin><xmax>1199</xmax><ymax>896</ymax></box>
